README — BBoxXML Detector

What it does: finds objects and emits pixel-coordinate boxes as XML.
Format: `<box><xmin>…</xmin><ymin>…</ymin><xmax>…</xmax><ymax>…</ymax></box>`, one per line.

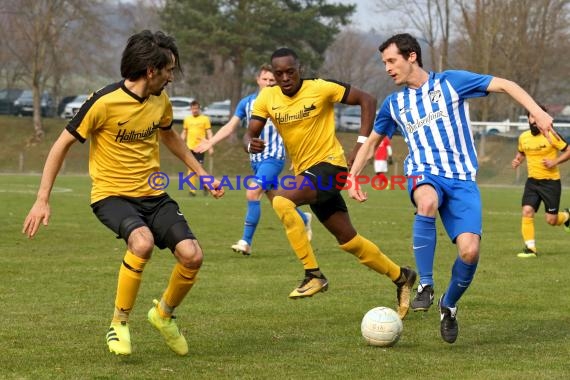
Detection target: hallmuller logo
<box><xmin>115</xmin><ymin>122</ymin><xmax>160</xmax><ymax>142</ymax></box>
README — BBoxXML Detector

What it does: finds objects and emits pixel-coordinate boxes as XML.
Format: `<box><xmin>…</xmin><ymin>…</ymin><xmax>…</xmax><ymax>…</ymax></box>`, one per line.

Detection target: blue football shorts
<box><xmin>407</xmin><ymin>172</ymin><xmax>482</xmax><ymax>242</ymax></box>
<box><xmin>249</xmin><ymin>157</ymin><xmax>285</xmax><ymax>191</ymax></box>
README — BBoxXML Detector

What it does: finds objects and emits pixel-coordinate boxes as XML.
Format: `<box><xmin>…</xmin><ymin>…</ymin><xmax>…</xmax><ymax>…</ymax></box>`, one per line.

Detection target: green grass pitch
<box><xmin>1</xmin><ymin>174</ymin><xmax>569</xmax><ymax>379</ymax></box>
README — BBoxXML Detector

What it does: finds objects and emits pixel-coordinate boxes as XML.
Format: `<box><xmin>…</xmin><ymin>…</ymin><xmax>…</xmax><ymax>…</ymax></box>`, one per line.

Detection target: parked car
<box><xmin>58</xmin><ymin>95</ymin><xmax>79</xmax><ymax>118</ymax></box>
<box><xmin>13</xmin><ymin>90</ymin><xmax>54</xmax><ymax>117</ymax></box>
<box><xmin>337</xmin><ymin>106</ymin><xmax>361</xmax><ymax>131</ymax></box>
<box><xmin>0</xmin><ymin>88</ymin><xmax>24</xmax><ymax>115</ymax></box>
<box><xmin>170</xmin><ymin>96</ymin><xmax>195</xmax><ymax>123</ymax></box>
<box><xmin>61</xmin><ymin>94</ymin><xmax>89</xmax><ymax>118</ymax></box>
<box><xmin>203</xmin><ymin>99</ymin><xmax>231</xmax><ymax>125</ymax></box>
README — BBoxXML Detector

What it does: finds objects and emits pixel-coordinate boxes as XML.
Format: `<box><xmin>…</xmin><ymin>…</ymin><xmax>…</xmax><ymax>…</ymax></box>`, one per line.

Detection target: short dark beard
<box><xmin>530</xmin><ymin>123</ymin><xmax>540</xmax><ymax>136</ymax></box>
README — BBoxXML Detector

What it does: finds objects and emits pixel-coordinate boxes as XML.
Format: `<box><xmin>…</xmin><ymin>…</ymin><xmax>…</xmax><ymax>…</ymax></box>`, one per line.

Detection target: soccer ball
<box><xmin>361</xmin><ymin>306</ymin><xmax>403</xmax><ymax>347</ymax></box>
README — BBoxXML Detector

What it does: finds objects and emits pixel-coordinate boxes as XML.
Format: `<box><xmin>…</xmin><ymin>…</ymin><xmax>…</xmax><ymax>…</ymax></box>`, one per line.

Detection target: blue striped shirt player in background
<box><xmin>196</xmin><ymin>64</ymin><xmax>311</xmax><ymax>255</ymax></box>
<box><xmin>349</xmin><ymin>33</ymin><xmax>554</xmax><ymax>344</ymax></box>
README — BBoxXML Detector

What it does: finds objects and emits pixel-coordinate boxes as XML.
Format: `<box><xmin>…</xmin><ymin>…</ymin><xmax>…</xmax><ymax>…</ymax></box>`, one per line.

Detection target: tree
<box><xmin>0</xmin><ymin>0</ymin><xmax>106</xmax><ymax>142</ymax></box>
<box><xmin>160</xmin><ymin>0</ymin><xmax>355</xmax><ymax>120</ymax></box>
<box><xmin>455</xmin><ymin>0</ymin><xmax>570</xmax><ymax>120</ymax></box>
<box><xmin>319</xmin><ymin>29</ymin><xmax>394</xmax><ymax>99</ymax></box>
<box><xmin>375</xmin><ymin>0</ymin><xmax>453</xmax><ymax>71</ymax></box>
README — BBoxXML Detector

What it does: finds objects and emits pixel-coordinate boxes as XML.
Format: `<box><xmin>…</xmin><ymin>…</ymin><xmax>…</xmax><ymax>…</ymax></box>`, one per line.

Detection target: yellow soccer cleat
<box><xmin>517</xmin><ymin>246</ymin><xmax>537</xmax><ymax>258</ymax></box>
<box><xmin>106</xmin><ymin>321</ymin><xmax>132</xmax><ymax>355</ymax></box>
<box><xmin>394</xmin><ymin>266</ymin><xmax>417</xmax><ymax>320</ymax></box>
<box><xmin>288</xmin><ymin>274</ymin><xmax>329</xmax><ymax>299</ymax></box>
<box><xmin>147</xmin><ymin>300</ymin><xmax>189</xmax><ymax>356</ymax></box>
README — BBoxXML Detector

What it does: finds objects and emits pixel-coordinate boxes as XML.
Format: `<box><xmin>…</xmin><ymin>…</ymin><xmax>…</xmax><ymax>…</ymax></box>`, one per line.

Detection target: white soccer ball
<box><xmin>361</xmin><ymin>306</ymin><xmax>403</xmax><ymax>347</ymax></box>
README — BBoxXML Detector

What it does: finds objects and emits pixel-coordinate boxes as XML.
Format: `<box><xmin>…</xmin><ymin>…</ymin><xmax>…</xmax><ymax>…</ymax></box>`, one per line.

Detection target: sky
<box><xmin>339</xmin><ymin>0</ymin><xmax>382</xmax><ymax>31</ymax></box>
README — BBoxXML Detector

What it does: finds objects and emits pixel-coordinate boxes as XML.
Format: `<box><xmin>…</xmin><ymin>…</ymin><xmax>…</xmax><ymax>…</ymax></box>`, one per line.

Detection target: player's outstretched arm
<box><xmin>348</xmin><ymin>131</ymin><xmax>383</xmax><ymax>202</ymax></box>
<box><xmin>343</xmin><ymin>86</ymin><xmax>377</xmax><ymax>166</ymax></box>
<box><xmin>23</xmin><ymin>130</ymin><xmax>77</xmax><ymax>238</ymax></box>
<box><xmin>195</xmin><ymin>116</ymin><xmax>241</xmax><ymax>153</ymax></box>
<box><xmin>487</xmin><ymin>77</ymin><xmax>555</xmax><ymax>140</ymax></box>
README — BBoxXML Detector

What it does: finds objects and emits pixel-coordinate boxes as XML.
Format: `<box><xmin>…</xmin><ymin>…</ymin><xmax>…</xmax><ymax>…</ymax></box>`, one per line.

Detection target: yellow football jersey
<box><xmin>183</xmin><ymin>114</ymin><xmax>211</xmax><ymax>150</ymax></box>
<box><xmin>518</xmin><ymin>130</ymin><xmax>568</xmax><ymax>180</ymax></box>
<box><xmin>66</xmin><ymin>81</ymin><xmax>173</xmax><ymax>203</ymax></box>
<box><xmin>252</xmin><ymin>78</ymin><xmax>348</xmax><ymax>174</ymax></box>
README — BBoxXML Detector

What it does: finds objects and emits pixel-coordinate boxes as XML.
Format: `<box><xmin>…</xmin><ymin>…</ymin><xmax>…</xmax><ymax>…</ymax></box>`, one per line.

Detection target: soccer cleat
<box><xmin>147</xmin><ymin>300</ymin><xmax>189</xmax><ymax>356</ymax></box>
<box><xmin>303</xmin><ymin>212</ymin><xmax>313</xmax><ymax>241</ymax></box>
<box><xmin>394</xmin><ymin>266</ymin><xmax>417</xmax><ymax>319</ymax></box>
<box><xmin>517</xmin><ymin>246</ymin><xmax>537</xmax><ymax>258</ymax></box>
<box><xmin>106</xmin><ymin>321</ymin><xmax>132</xmax><ymax>355</ymax></box>
<box><xmin>231</xmin><ymin>240</ymin><xmax>251</xmax><ymax>256</ymax></box>
<box><xmin>288</xmin><ymin>273</ymin><xmax>328</xmax><ymax>299</ymax></box>
<box><xmin>564</xmin><ymin>208</ymin><xmax>570</xmax><ymax>233</ymax></box>
<box><xmin>439</xmin><ymin>294</ymin><xmax>458</xmax><ymax>344</ymax></box>
<box><xmin>411</xmin><ymin>283</ymin><xmax>434</xmax><ymax>312</ymax></box>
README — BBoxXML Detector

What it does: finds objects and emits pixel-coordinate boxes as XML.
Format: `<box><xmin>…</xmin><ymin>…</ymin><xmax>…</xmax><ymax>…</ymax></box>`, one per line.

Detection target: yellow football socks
<box><xmin>340</xmin><ymin>234</ymin><xmax>401</xmax><ymax>281</ymax></box>
<box><xmin>556</xmin><ymin>211</ymin><xmax>569</xmax><ymax>226</ymax></box>
<box><xmin>188</xmin><ymin>169</ymin><xmax>198</xmax><ymax>194</ymax></box>
<box><xmin>521</xmin><ymin>216</ymin><xmax>536</xmax><ymax>251</ymax></box>
<box><xmin>158</xmin><ymin>263</ymin><xmax>199</xmax><ymax>318</ymax></box>
<box><xmin>272</xmin><ymin>195</ymin><xmax>319</xmax><ymax>270</ymax></box>
<box><xmin>113</xmin><ymin>250</ymin><xmax>147</xmax><ymax>323</ymax></box>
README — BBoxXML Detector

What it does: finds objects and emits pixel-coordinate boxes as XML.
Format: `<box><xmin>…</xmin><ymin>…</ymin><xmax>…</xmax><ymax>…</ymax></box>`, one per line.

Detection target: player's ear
<box><xmin>409</xmin><ymin>52</ymin><xmax>417</xmax><ymax>64</ymax></box>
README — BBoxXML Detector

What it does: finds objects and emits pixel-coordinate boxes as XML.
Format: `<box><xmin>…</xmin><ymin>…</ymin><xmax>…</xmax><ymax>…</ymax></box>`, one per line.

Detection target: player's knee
<box><xmin>175</xmin><ymin>240</ymin><xmax>203</xmax><ymax>268</ymax></box>
<box><xmin>416</xmin><ymin>201</ymin><xmax>438</xmax><ymax>216</ymax></box>
<box><xmin>127</xmin><ymin>228</ymin><xmax>155</xmax><ymax>257</ymax></box>
<box><xmin>458</xmin><ymin>245</ymin><xmax>479</xmax><ymax>264</ymax></box>
<box><xmin>545</xmin><ymin>218</ymin><xmax>557</xmax><ymax>226</ymax></box>
<box><xmin>246</xmin><ymin>186</ymin><xmax>263</xmax><ymax>201</ymax></box>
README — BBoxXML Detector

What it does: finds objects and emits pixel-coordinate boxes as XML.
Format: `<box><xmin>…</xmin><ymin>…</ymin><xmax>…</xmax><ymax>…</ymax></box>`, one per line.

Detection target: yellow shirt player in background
<box><xmin>512</xmin><ymin>105</ymin><xmax>570</xmax><ymax>258</ymax></box>
<box><xmin>180</xmin><ymin>100</ymin><xmax>213</xmax><ymax>196</ymax></box>
<box><xmin>22</xmin><ymin>30</ymin><xmax>224</xmax><ymax>356</ymax></box>
<box><xmin>245</xmin><ymin>47</ymin><xmax>416</xmax><ymax>319</ymax></box>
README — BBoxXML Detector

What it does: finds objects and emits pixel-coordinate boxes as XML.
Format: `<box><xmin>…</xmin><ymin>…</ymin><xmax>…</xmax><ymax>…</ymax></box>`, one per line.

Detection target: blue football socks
<box><xmin>443</xmin><ymin>257</ymin><xmax>478</xmax><ymax>308</ymax></box>
<box><xmin>413</xmin><ymin>214</ymin><xmax>437</xmax><ymax>287</ymax></box>
<box><xmin>242</xmin><ymin>200</ymin><xmax>261</xmax><ymax>245</ymax></box>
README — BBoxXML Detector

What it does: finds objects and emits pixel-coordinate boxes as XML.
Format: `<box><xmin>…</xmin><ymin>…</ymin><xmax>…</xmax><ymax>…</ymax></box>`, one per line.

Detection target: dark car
<box><xmin>57</xmin><ymin>95</ymin><xmax>78</xmax><ymax>118</ymax></box>
<box><xmin>0</xmin><ymin>88</ymin><xmax>24</xmax><ymax>115</ymax></box>
<box><xmin>13</xmin><ymin>90</ymin><xmax>54</xmax><ymax>117</ymax></box>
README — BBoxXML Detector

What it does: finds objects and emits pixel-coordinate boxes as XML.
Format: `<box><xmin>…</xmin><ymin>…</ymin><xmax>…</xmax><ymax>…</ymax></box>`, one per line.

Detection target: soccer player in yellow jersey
<box><xmin>22</xmin><ymin>30</ymin><xmax>224</xmax><ymax>356</ymax></box>
<box><xmin>245</xmin><ymin>47</ymin><xmax>416</xmax><ymax>319</ymax></box>
<box><xmin>180</xmin><ymin>100</ymin><xmax>213</xmax><ymax>196</ymax></box>
<box><xmin>512</xmin><ymin>106</ymin><xmax>570</xmax><ymax>258</ymax></box>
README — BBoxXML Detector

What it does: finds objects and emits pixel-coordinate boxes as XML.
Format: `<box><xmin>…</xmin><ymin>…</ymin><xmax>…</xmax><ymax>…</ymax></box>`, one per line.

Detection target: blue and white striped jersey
<box><xmin>374</xmin><ymin>70</ymin><xmax>493</xmax><ymax>181</ymax></box>
<box><xmin>236</xmin><ymin>92</ymin><xmax>286</xmax><ymax>162</ymax></box>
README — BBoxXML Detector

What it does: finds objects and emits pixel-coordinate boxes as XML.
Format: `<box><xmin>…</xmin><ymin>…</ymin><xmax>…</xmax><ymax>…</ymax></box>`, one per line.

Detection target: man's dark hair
<box><xmin>271</xmin><ymin>48</ymin><xmax>299</xmax><ymax>62</ymax></box>
<box><xmin>120</xmin><ymin>30</ymin><xmax>181</xmax><ymax>81</ymax></box>
<box><xmin>190</xmin><ymin>100</ymin><xmax>200</xmax><ymax>107</ymax></box>
<box><xmin>379</xmin><ymin>33</ymin><xmax>423</xmax><ymax>68</ymax></box>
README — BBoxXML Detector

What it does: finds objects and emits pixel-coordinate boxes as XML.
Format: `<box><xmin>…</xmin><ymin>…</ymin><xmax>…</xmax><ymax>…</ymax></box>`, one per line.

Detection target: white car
<box><xmin>61</xmin><ymin>94</ymin><xmax>89</xmax><ymax>118</ymax></box>
<box><xmin>204</xmin><ymin>99</ymin><xmax>231</xmax><ymax>125</ymax></box>
<box><xmin>337</xmin><ymin>106</ymin><xmax>361</xmax><ymax>131</ymax></box>
<box><xmin>170</xmin><ymin>96</ymin><xmax>195</xmax><ymax>123</ymax></box>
